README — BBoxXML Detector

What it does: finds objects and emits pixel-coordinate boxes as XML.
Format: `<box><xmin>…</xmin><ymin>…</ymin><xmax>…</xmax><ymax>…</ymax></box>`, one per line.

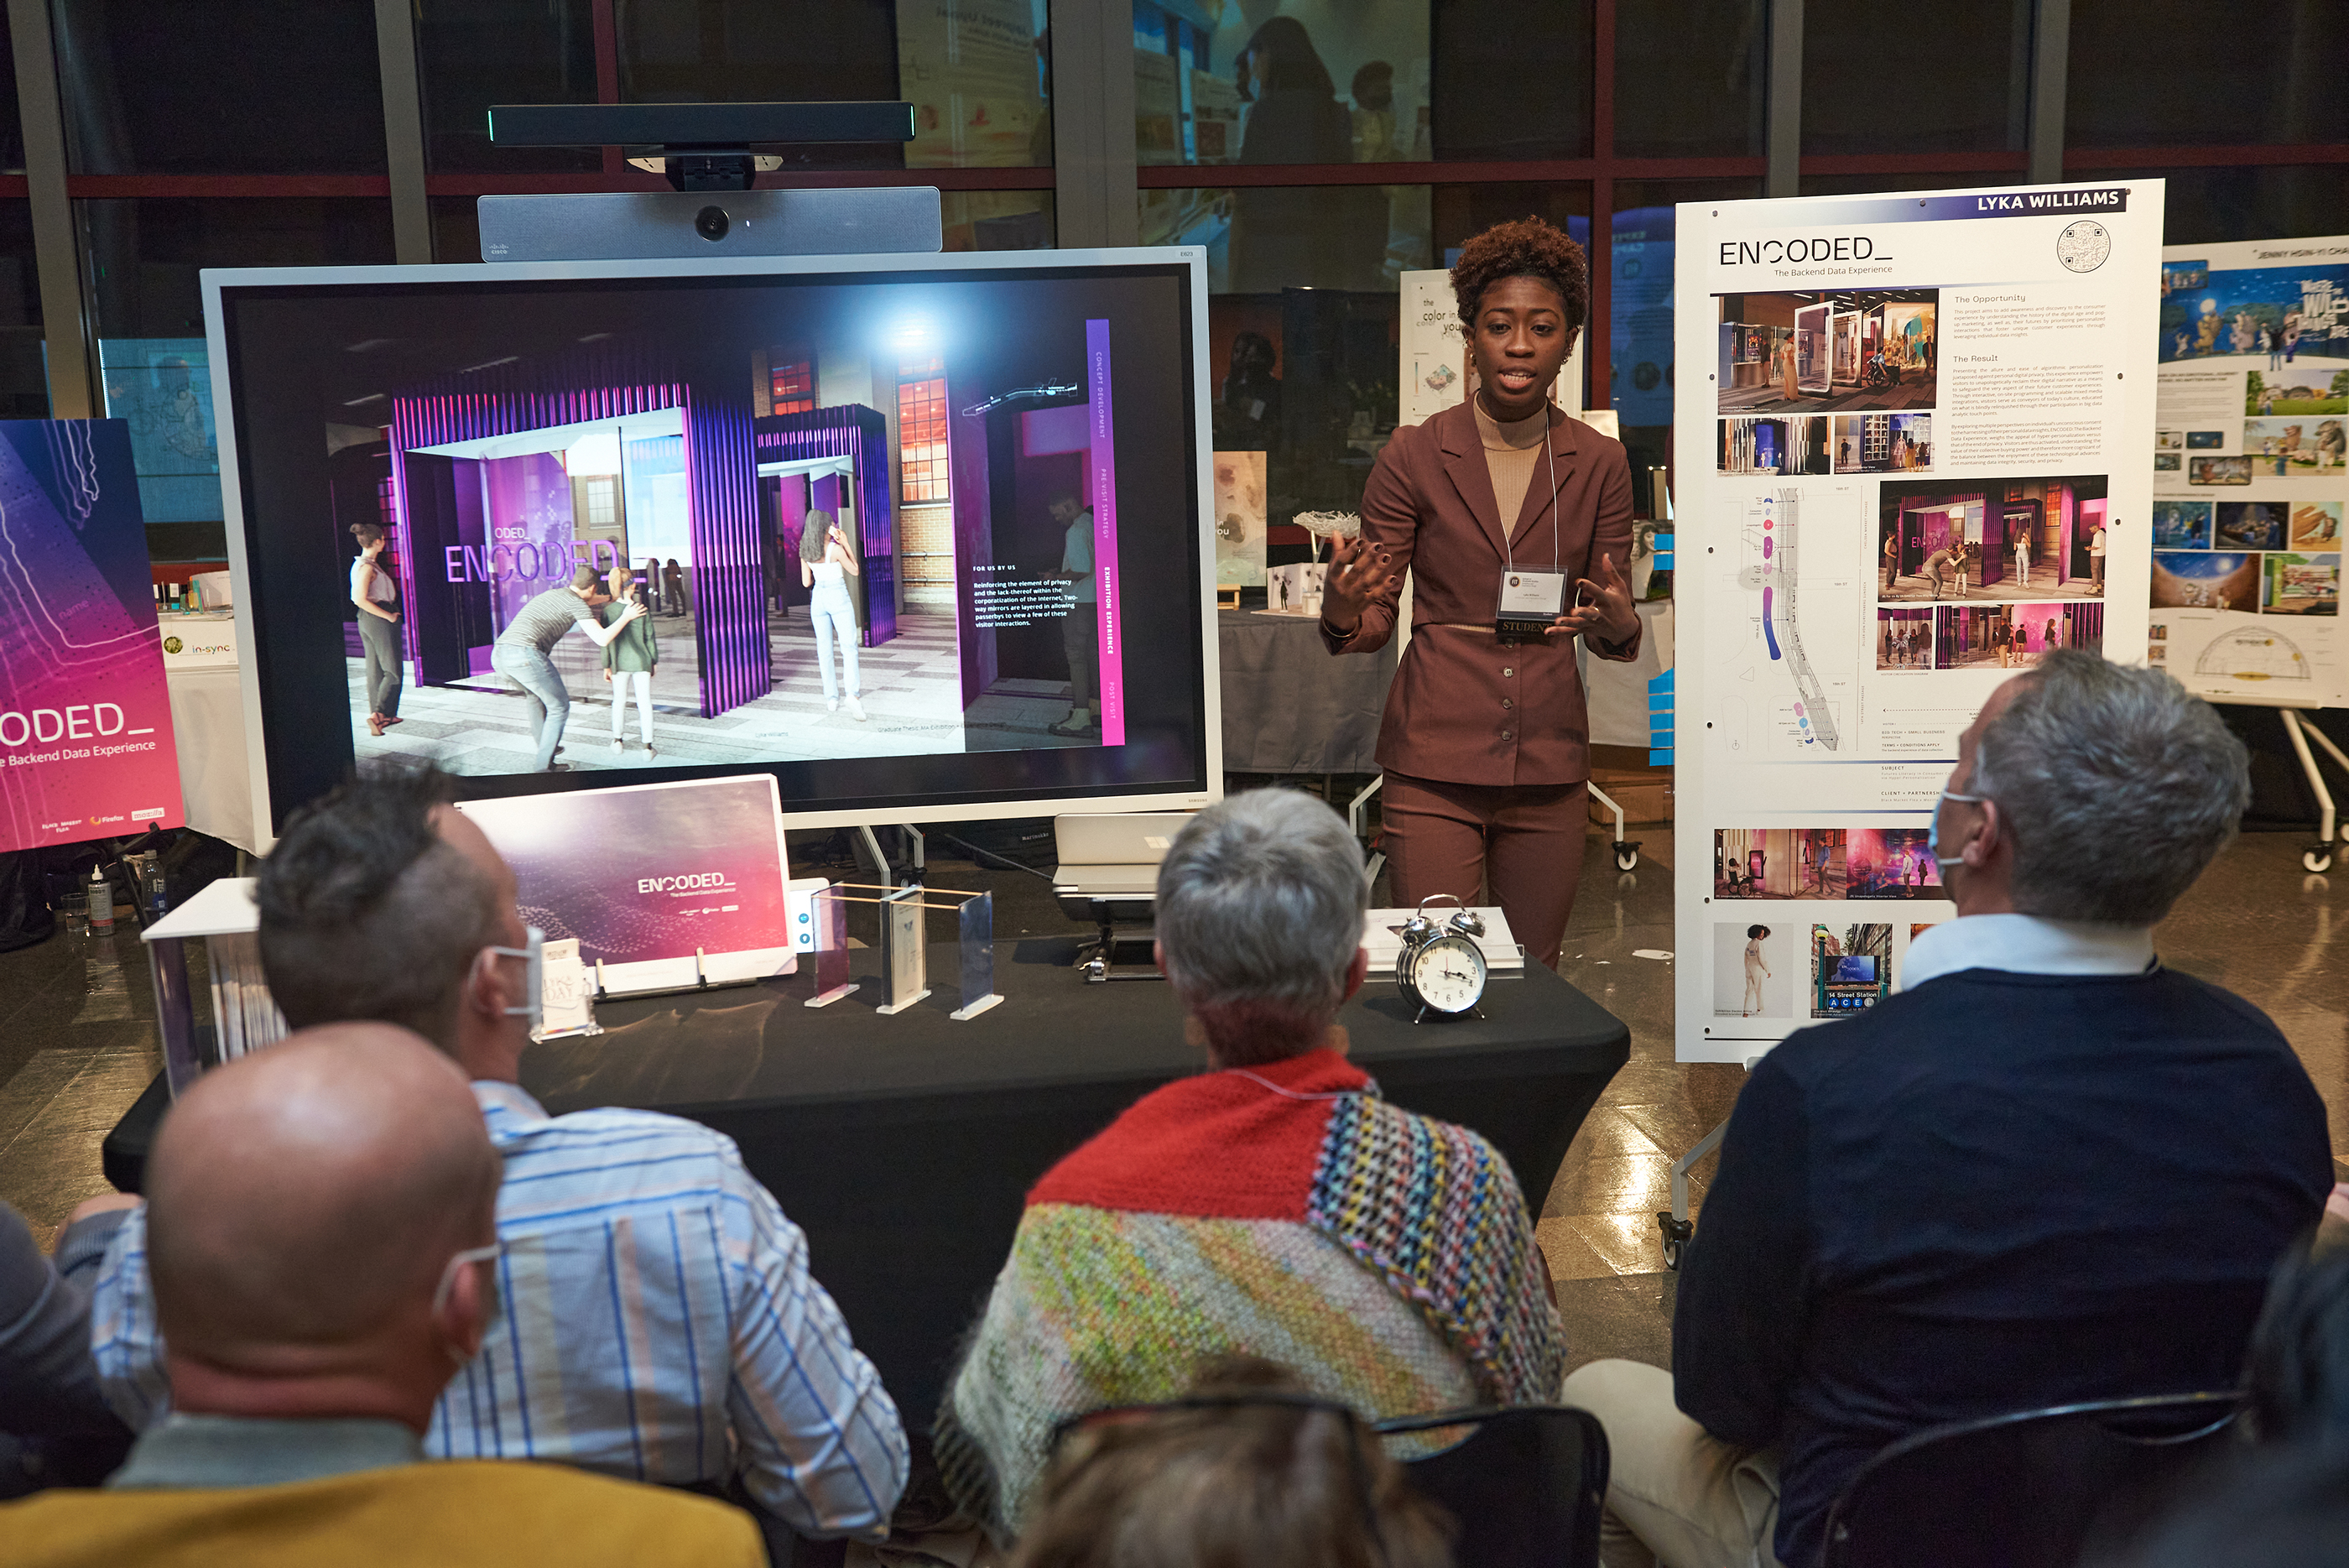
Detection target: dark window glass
<box><xmin>1137</xmin><ymin>0</ymin><xmax>1442</xmax><ymax>167</ymax></box>
<box><xmin>2066</xmin><ymin>1</ymin><xmax>2349</xmax><ymax>147</ymax></box>
<box><xmin>1802</xmin><ymin>0</ymin><xmax>2029</xmax><ymax>155</ymax></box>
<box><xmin>1146</xmin><ymin>185</ymin><xmax>1430</xmax><ymax>576</ymax></box>
<box><xmin>1611</xmin><ymin>179</ymin><xmax>1765</xmax><ymax>513</ymax></box>
<box><xmin>0</xmin><ymin>203</ymin><xmax>44</xmax><ymax>419</ymax></box>
<box><xmin>620</xmin><ymin>0</ymin><xmax>1051</xmax><ymax>171</ymax></box>
<box><xmin>2070</xmin><ymin>165</ymin><xmax>2349</xmax><ymax>246</ymax></box>
<box><xmin>1433</xmin><ymin>0</ymin><xmax>1591</xmax><ymax>161</ymax></box>
<box><xmin>0</xmin><ymin>12</ymin><xmax>23</xmax><ymax>175</ymax></box>
<box><xmin>1144</xmin><ymin>183</ymin><xmax>1428</xmax><ymax>294</ymax></box>
<box><xmin>51</xmin><ymin>0</ymin><xmax>386</xmax><ymax>175</ymax></box>
<box><xmin>432</xmin><ymin>195</ymin><xmax>482</xmax><ymax>263</ymax></box>
<box><xmin>80</xmin><ymin>199</ymin><xmax>397</xmax><ymax>339</ymax></box>
<box><xmin>417</xmin><ymin>0</ymin><xmax>599</xmax><ymax>173</ymax></box>
<box><xmin>1615</xmin><ymin>1</ymin><xmax>1764</xmax><ymax>158</ymax></box>
<box><xmin>942</xmin><ymin>190</ymin><xmax>1055</xmax><ymax>251</ymax></box>
<box><xmin>1797</xmin><ymin>172</ymin><xmax>2005</xmax><ymax>198</ymax></box>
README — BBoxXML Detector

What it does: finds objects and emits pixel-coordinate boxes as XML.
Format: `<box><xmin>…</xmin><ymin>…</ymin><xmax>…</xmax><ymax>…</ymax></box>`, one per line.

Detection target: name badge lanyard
<box><xmin>1496</xmin><ymin>424</ymin><xmax>1566</xmax><ymax>643</ymax></box>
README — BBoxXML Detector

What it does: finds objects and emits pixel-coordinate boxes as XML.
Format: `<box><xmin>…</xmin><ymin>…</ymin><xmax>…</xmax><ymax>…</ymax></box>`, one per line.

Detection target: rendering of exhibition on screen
<box><xmin>211</xmin><ymin>254</ymin><xmax>1215</xmax><ymax>826</ymax></box>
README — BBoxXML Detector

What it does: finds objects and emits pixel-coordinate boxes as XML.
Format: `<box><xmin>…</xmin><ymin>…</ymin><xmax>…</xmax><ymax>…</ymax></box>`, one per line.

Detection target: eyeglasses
<box><xmin>1048</xmin><ymin>1393</ymin><xmax>1391</xmax><ymax>1566</ymax></box>
<box><xmin>432</xmin><ymin>1241</ymin><xmax>503</xmax><ymax>1321</ymax></box>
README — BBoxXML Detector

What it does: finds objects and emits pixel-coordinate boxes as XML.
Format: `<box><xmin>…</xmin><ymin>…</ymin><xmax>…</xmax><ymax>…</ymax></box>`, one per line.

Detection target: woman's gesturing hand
<box><xmin>1321</xmin><ymin>534</ymin><xmax>1397</xmax><ymax>633</ymax></box>
<box><xmin>1550</xmin><ymin>552</ymin><xmax>1638</xmax><ymax>646</ymax></box>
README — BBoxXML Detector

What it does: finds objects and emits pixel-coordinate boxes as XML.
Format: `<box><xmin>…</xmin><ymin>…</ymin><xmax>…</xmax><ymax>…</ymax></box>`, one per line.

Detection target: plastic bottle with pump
<box><xmin>86</xmin><ymin>865</ymin><xmax>114</xmax><ymax>933</ymax></box>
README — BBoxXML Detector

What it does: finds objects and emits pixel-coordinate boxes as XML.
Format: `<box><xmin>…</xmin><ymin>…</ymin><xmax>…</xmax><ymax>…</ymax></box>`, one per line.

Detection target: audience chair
<box><xmin>1821</xmin><ymin>1391</ymin><xmax>2242</xmax><ymax>1568</ymax></box>
<box><xmin>1375</xmin><ymin>1404</ymin><xmax>1610</xmax><ymax>1568</ymax></box>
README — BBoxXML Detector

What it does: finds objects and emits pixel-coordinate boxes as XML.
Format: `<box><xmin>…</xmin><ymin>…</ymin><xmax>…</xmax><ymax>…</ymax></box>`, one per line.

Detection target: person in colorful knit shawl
<box><xmin>936</xmin><ymin>789</ymin><xmax>1568</xmax><ymax>1541</ymax></box>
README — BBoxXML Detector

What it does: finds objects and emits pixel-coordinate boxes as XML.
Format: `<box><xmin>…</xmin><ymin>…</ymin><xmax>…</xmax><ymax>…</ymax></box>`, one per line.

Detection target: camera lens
<box><xmin>694</xmin><ymin>206</ymin><xmax>730</xmax><ymax>242</ymax></box>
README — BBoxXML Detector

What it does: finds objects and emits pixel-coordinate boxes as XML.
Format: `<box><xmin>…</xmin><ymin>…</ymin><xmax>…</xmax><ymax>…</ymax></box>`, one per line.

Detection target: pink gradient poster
<box><xmin>0</xmin><ymin>420</ymin><xmax>184</xmax><ymax>852</ymax></box>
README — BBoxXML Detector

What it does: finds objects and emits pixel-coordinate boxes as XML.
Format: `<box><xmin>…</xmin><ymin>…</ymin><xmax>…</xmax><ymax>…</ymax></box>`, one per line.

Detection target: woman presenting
<box><xmin>1321</xmin><ymin>217</ymin><xmax>1640</xmax><ymax>968</ymax></box>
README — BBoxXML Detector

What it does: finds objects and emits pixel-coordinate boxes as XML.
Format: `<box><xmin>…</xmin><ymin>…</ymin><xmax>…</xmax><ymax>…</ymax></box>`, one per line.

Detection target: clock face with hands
<box><xmin>1402</xmin><ymin>932</ymin><xmax>1487</xmax><ymax>1017</ymax></box>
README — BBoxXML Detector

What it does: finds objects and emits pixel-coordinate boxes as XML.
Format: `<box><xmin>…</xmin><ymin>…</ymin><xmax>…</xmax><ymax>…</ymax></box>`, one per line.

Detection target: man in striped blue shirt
<box><xmin>76</xmin><ymin>767</ymin><xmax>908</xmax><ymax>1544</ymax></box>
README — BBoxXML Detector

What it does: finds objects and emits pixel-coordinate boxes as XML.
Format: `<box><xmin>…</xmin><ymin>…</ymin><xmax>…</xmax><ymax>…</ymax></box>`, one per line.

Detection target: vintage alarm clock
<box><xmin>1394</xmin><ymin>894</ymin><xmax>1489</xmax><ymax>1022</ymax></box>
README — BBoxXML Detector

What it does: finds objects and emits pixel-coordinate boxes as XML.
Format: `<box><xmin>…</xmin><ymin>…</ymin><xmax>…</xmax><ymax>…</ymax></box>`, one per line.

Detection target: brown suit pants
<box><xmin>1382</xmin><ymin>771</ymin><xmax>1589</xmax><ymax>970</ymax></box>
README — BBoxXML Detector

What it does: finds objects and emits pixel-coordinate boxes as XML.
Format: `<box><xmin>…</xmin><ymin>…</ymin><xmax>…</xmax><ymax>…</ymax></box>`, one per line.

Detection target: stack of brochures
<box><xmin>206</xmin><ymin>930</ymin><xmax>287</xmax><ymax>1065</ymax></box>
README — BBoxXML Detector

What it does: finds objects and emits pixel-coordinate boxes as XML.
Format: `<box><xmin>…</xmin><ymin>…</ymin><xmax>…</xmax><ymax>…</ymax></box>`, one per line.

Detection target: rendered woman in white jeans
<box><xmin>799</xmin><ymin>509</ymin><xmax>865</xmax><ymax>720</ymax></box>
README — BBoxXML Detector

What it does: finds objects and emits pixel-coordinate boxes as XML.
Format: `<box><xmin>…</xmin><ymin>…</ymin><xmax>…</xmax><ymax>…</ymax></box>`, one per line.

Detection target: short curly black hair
<box><xmin>1451</xmin><ymin>216</ymin><xmax>1590</xmax><ymax>335</ymax></box>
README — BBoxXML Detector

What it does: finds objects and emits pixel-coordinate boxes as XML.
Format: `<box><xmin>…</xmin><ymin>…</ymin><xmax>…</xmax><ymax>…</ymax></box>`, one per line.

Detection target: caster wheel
<box><xmin>1657</xmin><ymin>1211</ymin><xmax>1693</xmax><ymax>1272</ymax></box>
<box><xmin>1614</xmin><ymin>849</ymin><xmax>1638</xmax><ymax>873</ymax></box>
<box><xmin>2305</xmin><ymin>850</ymin><xmax>2334</xmax><ymax>873</ymax></box>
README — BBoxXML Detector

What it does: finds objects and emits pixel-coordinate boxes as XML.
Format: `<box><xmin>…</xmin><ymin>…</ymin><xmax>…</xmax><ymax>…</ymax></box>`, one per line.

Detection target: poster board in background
<box><xmin>2149</xmin><ymin>235</ymin><xmax>2346</xmax><ymax>706</ymax></box>
<box><xmin>1211</xmin><ymin>449</ymin><xmax>1267</xmax><ymax>585</ymax></box>
<box><xmin>1400</xmin><ymin>268</ymin><xmax>1587</xmax><ymax>424</ymax></box>
<box><xmin>454</xmin><ymin>774</ymin><xmax>795</xmax><ymax>995</ymax></box>
<box><xmin>1671</xmin><ymin>180</ymin><xmax>2164</xmax><ymax>1063</ymax></box>
<box><xmin>0</xmin><ymin>419</ymin><xmax>185</xmax><ymax>854</ymax></box>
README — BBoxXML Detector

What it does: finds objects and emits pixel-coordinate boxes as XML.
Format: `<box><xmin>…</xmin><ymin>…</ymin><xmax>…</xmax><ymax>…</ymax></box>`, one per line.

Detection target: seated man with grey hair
<box><xmin>1566</xmin><ymin>653</ymin><xmax>2336</xmax><ymax>1568</ymax></box>
<box><xmin>935</xmin><ymin>789</ymin><xmax>1565</xmax><ymax>1543</ymax></box>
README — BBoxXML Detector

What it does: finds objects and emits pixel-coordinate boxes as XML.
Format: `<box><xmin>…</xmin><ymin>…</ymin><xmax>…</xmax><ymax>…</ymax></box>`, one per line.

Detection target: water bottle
<box><xmin>87</xmin><ymin>865</ymin><xmax>114</xmax><ymax>933</ymax></box>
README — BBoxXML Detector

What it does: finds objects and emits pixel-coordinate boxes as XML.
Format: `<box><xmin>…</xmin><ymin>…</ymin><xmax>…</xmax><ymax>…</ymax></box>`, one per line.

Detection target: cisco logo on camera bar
<box><xmin>638</xmin><ymin>871</ymin><xmax>732</xmax><ymax>894</ymax></box>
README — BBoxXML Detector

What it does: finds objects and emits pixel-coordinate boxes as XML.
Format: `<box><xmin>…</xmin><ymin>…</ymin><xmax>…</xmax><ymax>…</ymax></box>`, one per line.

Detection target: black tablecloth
<box><xmin>103</xmin><ymin>937</ymin><xmax>1628</xmax><ymax>1426</ymax></box>
<box><xmin>522</xmin><ymin>937</ymin><xmax>1627</xmax><ymax>1423</ymax></box>
<box><xmin>1219</xmin><ymin>608</ymin><xmax>1395</xmax><ymax>773</ymax></box>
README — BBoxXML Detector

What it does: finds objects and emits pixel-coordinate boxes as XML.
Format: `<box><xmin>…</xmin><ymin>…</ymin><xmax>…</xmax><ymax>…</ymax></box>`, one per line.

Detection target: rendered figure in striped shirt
<box><xmin>77</xmin><ymin>766</ymin><xmax>908</xmax><ymax>1545</ymax></box>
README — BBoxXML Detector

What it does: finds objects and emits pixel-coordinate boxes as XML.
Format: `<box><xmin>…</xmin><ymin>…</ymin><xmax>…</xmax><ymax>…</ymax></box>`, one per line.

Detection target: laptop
<box><xmin>1052</xmin><ymin>812</ymin><xmax>1193</xmax><ymax>919</ymax></box>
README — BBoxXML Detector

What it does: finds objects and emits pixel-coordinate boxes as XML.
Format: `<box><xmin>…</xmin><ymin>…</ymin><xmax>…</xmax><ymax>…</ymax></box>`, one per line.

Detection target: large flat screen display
<box><xmin>204</xmin><ymin>247</ymin><xmax>1218</xmax><ymax>841</ymax></box>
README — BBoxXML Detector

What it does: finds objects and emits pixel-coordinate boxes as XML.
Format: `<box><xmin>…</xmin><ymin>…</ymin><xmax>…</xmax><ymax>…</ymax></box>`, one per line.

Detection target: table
<box><xmin>1218</xmin><ymin>608</ymin><xmax>1395</xmax><ymax>773</ymax></box>
<box><xmin>102</xmin><ymin>935</ymin><xmax>1627</xmax><ymax>1425</ymax></box>
<box><xmin>523</xmin><ymin>936</ymin><xmax>1628</xmax><ymax>1422</ymax></box>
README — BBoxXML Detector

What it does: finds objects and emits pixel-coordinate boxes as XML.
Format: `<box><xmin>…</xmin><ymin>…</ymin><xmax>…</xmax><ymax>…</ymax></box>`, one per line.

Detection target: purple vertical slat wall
<box><xmin>682</xmin><ymin>401</ymin><xmax>770</xmax><ymax>718</ymax></box>
<box><xmin>388</xmin><ymin>342</ymin><xmax>688</xmax><ymax>672</ymax></box>
<box><xmin>752</xmin><ymin>406</ymin><xmax>896</xmax><ymax>648</ymax></box>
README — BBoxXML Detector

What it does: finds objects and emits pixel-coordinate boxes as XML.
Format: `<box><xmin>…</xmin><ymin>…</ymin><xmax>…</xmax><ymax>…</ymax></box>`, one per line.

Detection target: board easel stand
<box><xmin>2264</xmin><ymin>700</ymin><xmax>2349</xmax><ymax>874</ymax></box>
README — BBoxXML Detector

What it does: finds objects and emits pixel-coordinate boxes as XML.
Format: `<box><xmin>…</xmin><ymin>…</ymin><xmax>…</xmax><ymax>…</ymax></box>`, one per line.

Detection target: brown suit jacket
<box><xmin>1323</xmin><ymin>399</ymin><xmax>1639</xmax><ymax>787</ymax></box>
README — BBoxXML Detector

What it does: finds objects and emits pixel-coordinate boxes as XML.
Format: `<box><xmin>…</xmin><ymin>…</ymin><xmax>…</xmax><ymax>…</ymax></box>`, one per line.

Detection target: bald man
<box><xmin>78</xmin><ymin>764</ymin><xmax>905</xmax><ymax>1546</ymax></box>
<box><xmin>4</xmin><ymin>1025</ymin><xmax>760</xmax><ymax>1566</ymax></box>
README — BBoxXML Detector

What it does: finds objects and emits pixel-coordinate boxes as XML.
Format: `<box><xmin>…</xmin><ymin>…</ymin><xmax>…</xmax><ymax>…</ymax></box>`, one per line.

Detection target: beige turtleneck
<box><xmin>1471</xmin><ymin>395</ymin><xmax>1550</xmax><ymax>528</ymax></box>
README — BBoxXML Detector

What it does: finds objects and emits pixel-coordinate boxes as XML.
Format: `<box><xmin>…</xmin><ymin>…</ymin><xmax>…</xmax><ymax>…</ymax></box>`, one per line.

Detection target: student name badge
<box><xmin>1495</xmin><ymin>570</ymin><xmax>1567</xmax><ymax>643</ymax></box>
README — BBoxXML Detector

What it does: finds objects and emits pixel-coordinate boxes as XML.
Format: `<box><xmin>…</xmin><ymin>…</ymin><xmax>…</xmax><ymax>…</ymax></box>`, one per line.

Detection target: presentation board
<box><xmin>1673</xmin><ymin>180</ymin><xmax>2164</xmax><ymax>1061</ymax></box>
<box><xmin>2149</xmin><ymin>235</ymin><xmax>2347</xmax><ymax>705</ymax></box>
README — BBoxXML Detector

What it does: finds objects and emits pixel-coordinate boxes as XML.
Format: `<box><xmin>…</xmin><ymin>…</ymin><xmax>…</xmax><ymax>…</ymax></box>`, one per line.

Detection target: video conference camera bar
<box><xmin>481</xmin><ymin>101</ymin><xmax>941</xmax><ymax>262</ymax></box>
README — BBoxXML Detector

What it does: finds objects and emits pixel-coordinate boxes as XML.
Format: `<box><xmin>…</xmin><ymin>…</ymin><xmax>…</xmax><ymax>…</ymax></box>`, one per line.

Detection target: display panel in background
<box><xmin>1673</xmin><ymin>180</ymin><xmax>2164</xmax><ymax>1062</ymax></box>
<box><xmin>205</xmin><ymin>251</ymin><xmax>1216</xmax><ymax>839</ymax></box>
<box><xmin>2149</xmin><ymin>235</ymin><xmax>2346</xmax><ymax>706</ymax></box>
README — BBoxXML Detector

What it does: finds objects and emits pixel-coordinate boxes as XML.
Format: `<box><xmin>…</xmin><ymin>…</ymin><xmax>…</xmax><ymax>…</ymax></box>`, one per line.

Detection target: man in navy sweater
<box><xmin>1565</xmin><ymin>653</ymin><xmax>2335</xmax><ymax>1568</ymax></box>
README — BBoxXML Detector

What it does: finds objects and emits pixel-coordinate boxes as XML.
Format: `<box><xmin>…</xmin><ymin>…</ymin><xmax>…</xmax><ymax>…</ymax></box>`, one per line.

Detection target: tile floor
<box><xmin>0</xmin><ymin>819</ymin><xmax>2341</xmax><ymax>1382</ymax></box>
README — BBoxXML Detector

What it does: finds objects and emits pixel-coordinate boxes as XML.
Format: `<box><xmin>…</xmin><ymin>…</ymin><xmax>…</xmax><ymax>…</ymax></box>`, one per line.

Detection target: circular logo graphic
<box><xmin>162</xmin><ymin>636</ymin><xmax>184</xmax><ymax>654</ymax></box>
<box><xmin>2056</xmin><ymin>220</ymin><xmax>2112</xmax><ymax>273</ymax></box>
<box><xmin>1508</xmin><ymin>575</ymin><xmax>1521</xmax><ymax>587</ymax></box>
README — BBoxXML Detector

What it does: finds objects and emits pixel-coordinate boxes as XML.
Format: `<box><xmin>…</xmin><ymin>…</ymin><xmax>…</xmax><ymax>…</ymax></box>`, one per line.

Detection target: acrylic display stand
<box><xmin>139</xmin><ymin>878</ymin><xmax>287</xmax><ymax>1096</ymax></box>
<box><xmin>801</xmin><ymin>883</ymin><xmax>1004</xmax><ymax>1020</ymax></box>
